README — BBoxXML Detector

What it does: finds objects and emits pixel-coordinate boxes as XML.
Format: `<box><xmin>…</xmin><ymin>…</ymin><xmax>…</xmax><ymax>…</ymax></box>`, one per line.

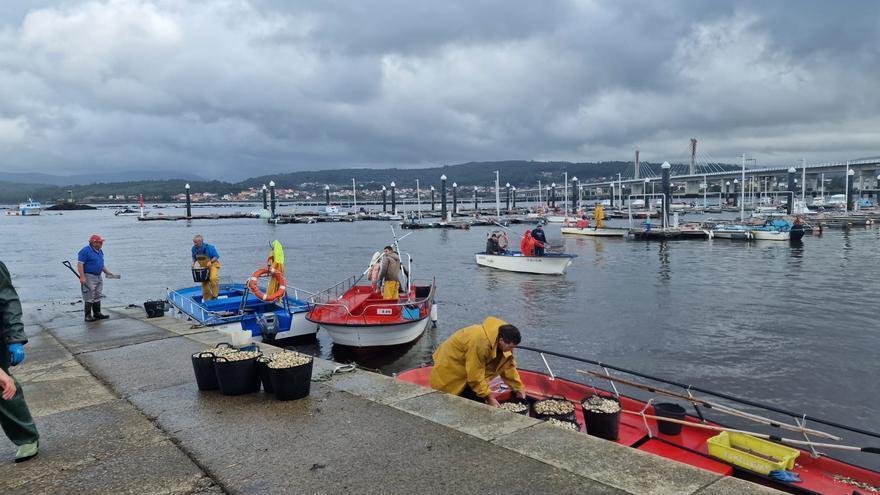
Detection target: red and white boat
<box><xmin>307</xmin><ymin>267</ymin><xmax>436</xmax><ymax>347</ymax></box>
<box><xmin>397</xmin><ymin>347</ymin><xmax>880</xmax><ymax>495</ymax></box>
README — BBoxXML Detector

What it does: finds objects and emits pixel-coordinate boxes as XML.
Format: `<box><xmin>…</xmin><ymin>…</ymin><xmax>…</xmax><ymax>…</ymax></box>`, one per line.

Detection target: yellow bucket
<box><xmin>707</xmin><ymin>431</ymin><xmax>800</xmax><ymax>475</ymax></box>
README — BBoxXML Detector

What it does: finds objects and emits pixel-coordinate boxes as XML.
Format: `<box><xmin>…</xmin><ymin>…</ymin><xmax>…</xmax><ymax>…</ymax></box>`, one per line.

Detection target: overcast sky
<box><xmin>0</xmin><ymin>1</ymin><xmax>878</xmax><ymax>180</ymax></box>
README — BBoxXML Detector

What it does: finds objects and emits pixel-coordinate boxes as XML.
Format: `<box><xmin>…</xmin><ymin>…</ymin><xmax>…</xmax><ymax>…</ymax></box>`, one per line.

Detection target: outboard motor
<box><xmin>256</xmin><ymin>313</ymin><xmax>280</xmax><ymax>344</ymax></box>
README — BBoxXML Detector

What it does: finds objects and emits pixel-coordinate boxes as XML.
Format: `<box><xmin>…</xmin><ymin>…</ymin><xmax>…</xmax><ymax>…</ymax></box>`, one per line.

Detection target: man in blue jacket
<box><xmin>77</xmin><ymin>234</ymin><xmax>116</xmax><ymax>321</ymax></box>
<box><xmin>0</xmin><ymin>261</ymin><xmax>39</xmax><ymax>462</ymax></box>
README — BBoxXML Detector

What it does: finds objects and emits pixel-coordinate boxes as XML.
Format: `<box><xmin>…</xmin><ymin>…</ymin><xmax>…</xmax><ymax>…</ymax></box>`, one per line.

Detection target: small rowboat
<box><xmin>398</xmin><ymin>350</ymin><xmax>880</xmax><ymax>495</ymax></box>
<box><xmin>475</xmin><ymin>251</ymin><xmax>576</xmax><ymax>275</ymax></box>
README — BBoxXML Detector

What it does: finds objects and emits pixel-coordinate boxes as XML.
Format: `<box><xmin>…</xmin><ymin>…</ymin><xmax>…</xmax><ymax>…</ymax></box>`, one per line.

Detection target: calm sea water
<box><xmin>2</xmin><ymin>205</ymin><xmax>878</xmax><ymax>466</ymax></box>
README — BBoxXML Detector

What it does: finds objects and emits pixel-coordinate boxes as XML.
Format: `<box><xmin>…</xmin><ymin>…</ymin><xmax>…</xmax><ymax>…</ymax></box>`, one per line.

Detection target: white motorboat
<box><xmin>710</xmin><ymin>227</ymin><xmax>753</xmax><ymax>240</ymax></box>
<box><xmin>561</xmin><ymin>226</ymin><xmax>627</xmax><ymax>237</ymax></box>
<box><xmin>19</xmin><ymin>200</ymin><xmax>42</xmax><ymax>216</ymax></box>
<box><xmin>544</xmin><ymin>215</ymin><xmax>576</xmax><ymax>223</ymax></box>
<box><xmin>750</xmin><ymin>230</ymin><xmax>790</xmax><ymax>241</ymax></box>
<box><xmin>475</xmin><ymin>252</ymin><xmax>575</xmax><ymax>275</ymax></box>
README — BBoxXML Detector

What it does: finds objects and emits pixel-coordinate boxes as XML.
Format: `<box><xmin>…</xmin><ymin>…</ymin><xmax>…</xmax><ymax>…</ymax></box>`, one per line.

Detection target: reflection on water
<box><xmin>2</xmin><ymin>208</ymin><xmax>879</xmax><ymax>445</ymax></box>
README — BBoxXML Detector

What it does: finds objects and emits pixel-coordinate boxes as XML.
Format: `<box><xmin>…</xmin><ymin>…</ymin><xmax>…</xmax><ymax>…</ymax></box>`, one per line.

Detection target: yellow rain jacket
<box><xmin>267</xmin><ymin>240</ymin><xmax>285</xmax><ymax>295</ymax></box>
<box><xmin>429</xmin><ymin>316</ymin><xmax>524</xmax><ymax>399</ymax></box>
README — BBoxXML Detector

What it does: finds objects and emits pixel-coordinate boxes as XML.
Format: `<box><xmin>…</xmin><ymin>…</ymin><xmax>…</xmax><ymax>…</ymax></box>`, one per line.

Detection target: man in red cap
<box><xmin>77</xmin><ymin>234</ymin><xmax>115</xmax><ymax>322</ymax></box>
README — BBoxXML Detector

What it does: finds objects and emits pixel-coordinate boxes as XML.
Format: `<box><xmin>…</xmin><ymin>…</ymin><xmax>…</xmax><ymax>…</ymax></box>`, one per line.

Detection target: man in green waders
<box><xmin>0</xmin><ymin>261</ymin><xmax>39</xmax><ymax>462</ymax></box>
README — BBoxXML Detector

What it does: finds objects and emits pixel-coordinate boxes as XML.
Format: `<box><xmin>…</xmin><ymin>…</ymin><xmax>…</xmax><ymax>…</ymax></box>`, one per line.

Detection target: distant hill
<box><xmin>0</xmin><ymin>171</ymin><xmax>205</xmax><ymax>186</ymax></box>
<box><xmin>0</xmin><ymin>160</ymin><xmax>737</xmax><ymax>204</ymax></box>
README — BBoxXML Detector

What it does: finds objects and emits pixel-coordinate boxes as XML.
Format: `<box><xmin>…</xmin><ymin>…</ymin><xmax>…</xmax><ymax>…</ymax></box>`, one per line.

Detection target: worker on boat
<box><xmin>531</xmin><ymin>224</ymin><xmax>547</xmax><ymax>256</ymax></box>
<box><xmin>429</xmin><ymin>317</ymin><xmax>525</xmax><ymax>407</ymax></box>
<box><xmin>485</xmin><ymin>233</ymin><xmax>503</xmax><ymax>255</ymax></box>
<box><xmin>520</xmin><ymin>230</ymin><xmax>533</xmax><ymax>256</ymax></box>
<box><xmin>191</xmin><ymin>235</ymin><xmax>220</xmax><ymax>302</ymax></box>
<box><xmin>0</xmin><ymin>261</ymin><xmax>40</xmax><ymax>462</ymax></box>
<box><xmin>266</xmin><ymin>240</ymin><xmax>284</xmax><ymax>295</ymax></box>
<box><xmin>377</xmin><ymin>245</ymin><xmax>406</xmax><ymax>300</ymax></box>
<box><xmin>575</xmin><ymin>215</ymin><xmax>590</xmax><ymax>229</ymax></box>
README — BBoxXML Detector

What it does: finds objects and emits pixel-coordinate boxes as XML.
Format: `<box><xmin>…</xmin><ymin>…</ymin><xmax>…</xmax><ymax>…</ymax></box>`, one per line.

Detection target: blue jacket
<box><xmin>192</xmin><ymin>243</ymin><xmax>219</xmax><ymax>261</ymax></box>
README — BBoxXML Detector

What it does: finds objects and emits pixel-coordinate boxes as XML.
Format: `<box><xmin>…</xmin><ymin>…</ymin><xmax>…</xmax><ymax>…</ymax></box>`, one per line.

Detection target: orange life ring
<box><xmin>248</xmin><ymin>267</ymin><xmax>286</xmax><ymax>302</ymax></box>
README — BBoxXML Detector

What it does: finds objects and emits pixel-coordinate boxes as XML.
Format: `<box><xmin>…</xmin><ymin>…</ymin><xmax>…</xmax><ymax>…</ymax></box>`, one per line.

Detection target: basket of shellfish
<box><xmin>545</xmin><ymin>417</ymin><xmax>582</xmax><ymax>432</ymax></box>
<box><xmin>191</xmin><ymin>343</ymin><xmax>236</xmax><ymax>391</ymax></box>
<box><xmin>498</xmin><ymin>398</ymin><xmax>530</xmax><ymax>416</ymax></box>
<box><xmin>265</xmin><ymin>351</ymin><xmax>314</xmax><ymax>401</ymax></box>
<box><xmin>213</xmin><ymin>349</ymin><xmax>262</xmax><ymax>396</ymax></box>
<box><xmin>581</xmin><ymin>394</ymin><xmax>622</xmax><ymax>441</ymax></box>
<box><xmin>533</xmin><ymin>398</ymin><xmax>577</xmax><ymax>422</ymax></box>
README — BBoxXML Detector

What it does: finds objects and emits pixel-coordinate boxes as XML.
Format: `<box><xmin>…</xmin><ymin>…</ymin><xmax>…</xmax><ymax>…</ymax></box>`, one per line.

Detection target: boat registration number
<box><xmin>377</xmin><ymin>308</ymin><xmax>393</xmax><ymax>315</ymax></box>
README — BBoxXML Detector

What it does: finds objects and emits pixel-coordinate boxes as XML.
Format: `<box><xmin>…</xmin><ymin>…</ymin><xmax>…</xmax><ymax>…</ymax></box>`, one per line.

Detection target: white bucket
<box><xmin>218</xmin><ymin>327</ymin><xmax>252</xmax><ymax>347</ymax></box>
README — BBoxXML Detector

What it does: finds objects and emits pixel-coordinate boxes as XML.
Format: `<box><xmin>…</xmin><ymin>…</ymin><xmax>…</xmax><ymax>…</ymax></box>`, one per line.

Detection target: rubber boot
<box><xmin>93</xmin><ymin>302</ymin><xmax>110</xmax><ymax>320</ymax></box>
<box><xmin>84</xmin><ymin>302</ymin><xmax>96</xmax><ymax>322</ymax></box>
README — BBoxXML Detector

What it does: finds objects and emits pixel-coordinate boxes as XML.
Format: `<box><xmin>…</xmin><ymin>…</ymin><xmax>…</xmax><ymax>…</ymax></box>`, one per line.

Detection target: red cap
<box><xmin>89</xmin><ymin>234</ymin><xmax>105</xmax><ymax>243</ymax></box>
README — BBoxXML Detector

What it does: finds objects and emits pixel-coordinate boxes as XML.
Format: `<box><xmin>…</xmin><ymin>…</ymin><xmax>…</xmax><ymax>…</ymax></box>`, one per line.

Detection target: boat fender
<box><xmin>430</xmin><ymin>304</ymin><xmax>438</xmax><ymax>323</ymax></box>
<box><xmin>247</xmin><ymin>268</ymin><xmax>287</xmax><ymax>302</ymax></box>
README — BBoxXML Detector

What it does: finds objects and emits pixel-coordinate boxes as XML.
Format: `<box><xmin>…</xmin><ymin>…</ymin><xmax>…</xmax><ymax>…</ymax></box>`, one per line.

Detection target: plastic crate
<box><xmin>706</xmin><ymin>431</ymin><xmax>799</xmax><ymax>475</ymax></box>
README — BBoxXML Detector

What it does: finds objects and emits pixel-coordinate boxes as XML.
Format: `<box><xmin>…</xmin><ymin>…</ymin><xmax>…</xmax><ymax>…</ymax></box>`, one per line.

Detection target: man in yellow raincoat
<box><xmin>266</xmin><ymin>240</ymin><xmax>284</xmax><ymax>295</ymax></box>
<box><xmin>191</xmin><ymin>235</ymin><xmax>220</xmax><ymax>301</ymax></box>
<box><xmin>429</xmin><ymin>317</ymin><xmax>525</xmax><ymax>407</ymax></box>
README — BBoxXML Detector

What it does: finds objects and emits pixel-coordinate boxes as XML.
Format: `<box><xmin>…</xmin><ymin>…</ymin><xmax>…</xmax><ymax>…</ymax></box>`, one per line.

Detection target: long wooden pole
<box><xmin>578</xmin><ymin>369</ymin><xmax>840</xmax><ymax>441</ymax></box>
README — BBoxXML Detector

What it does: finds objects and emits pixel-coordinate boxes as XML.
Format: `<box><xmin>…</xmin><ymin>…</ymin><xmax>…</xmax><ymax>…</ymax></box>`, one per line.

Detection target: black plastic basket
<box><xmin>256</xmin><ymin>356</ymin><xmax>274</xmax><ymax>393</ymax></box>
<box><xmin>268</xmin><ymin>359</ymin><xmax>314</xmax><ymax>401</ymax></box>
<box><xmin>144</xmin><ymin>300</ymin><xmax>165</xmax><ymax>318</ymax></box>
<box><xmin>653</xmin><ymin>402</ymin><xmax>686</xmax><ymax>435</ymax></box>
<box><xmin>190</xmin><ymin>343</ymin><xmax>234</xmax><ymax>391</ymax></box>
<box><xmin>214</xmin><ymin>354</ymin><xmax>261</xmax><ymax>396</ymax></box>
<box><xmin>192</xmin><ymin>267</ymin><xmax>210</xmax><ymax>283</ymax></box>
<box><xmin>582</xmin><ymin>395</ymin><xmax>622</xmax><ymax>441</ymax></box>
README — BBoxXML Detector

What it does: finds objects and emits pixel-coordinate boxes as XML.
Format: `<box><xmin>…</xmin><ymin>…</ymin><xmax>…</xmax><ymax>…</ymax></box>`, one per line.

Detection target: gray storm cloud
<box><xmin>0</xmin><ymin>0</ymin><xmax>878</xmax><ymax>180</ymax></box>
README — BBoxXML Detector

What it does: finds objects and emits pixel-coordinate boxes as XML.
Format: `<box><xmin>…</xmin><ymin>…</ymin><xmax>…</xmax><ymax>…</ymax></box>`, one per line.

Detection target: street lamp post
<box><xmin>185</xmin><ymin>183</ymin><xmax>191</xmax><ymax>218</ymax></box>
<box><xmin>390</xmin><ymin>181</ymin><xmax>396</xmax><ymax>214</ymax></box>
<box><xmin>416</xmin><ymin>179</ymin><xmax>421</xmax><ymax>219</ymax></box>
<box><xmin>430</xmin><ymin>185</ymin><xmax>435</xmax><ymax>211</ymax></box>
<box><xmin>352</xmin><ymin>179</ymin><xmax>357</xmax><ymax>212</ymax></box>
<box><xmin>787</xmin><ymin>167</ymin><xmax>796</xmax><ymax>215</ymax></box>
<box><xmin>440</xmin><ymin>175</ymin><xmax>447</xmax><ymax>219</ymax></box>
<box><xmin>511</xmin><ymin>186</ymin><xmax>517</xmax><ymax>209</ymax></box>
<box><xmin>733</xmin><ymin>179</ymin><xmax>739</xmax><ymax>209</ymax></box>
<box><xmin>381</xmin><ymin>185</ymin><xmax>387</xmax><ymax>213</ymax></box>
<box><xmin>452</xmin><ymin>182</ymin><xmax>458</xmax><ymax>216</ymax></box>
<box><xmin>571</xmin><ymin>176</ymin><xmax>579</xmax><ymax>212</ymax></box>
<box><xmin>261</xmin><ymin>184</ymin><xmax>267</xmax><ymax>210</ymax></box>
<box><xmin>324</xmin><ymin>185</ymin><xmax>330</xmax><ymax>206</ymax></box>
<box><xmin>505</xmin><ymin>182</ymin><xmax>511</xmax><ymax>212</ymax></box>
<box><xmin>846</xmin><ymin>168</ymin><xmax>854</xmax><ymax>212</ymax></box>
<box><xmin>269</xmin><ymin>180</ymin><xmax>276</xmax><ymax>219</ymax></box>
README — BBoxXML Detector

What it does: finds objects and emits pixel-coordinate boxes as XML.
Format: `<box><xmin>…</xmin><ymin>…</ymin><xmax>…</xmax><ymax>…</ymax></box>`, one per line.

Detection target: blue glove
<box><xmin>8</xmin><ymin>343</ymin><xmax>25</xmax><ymax>366</ymax></box>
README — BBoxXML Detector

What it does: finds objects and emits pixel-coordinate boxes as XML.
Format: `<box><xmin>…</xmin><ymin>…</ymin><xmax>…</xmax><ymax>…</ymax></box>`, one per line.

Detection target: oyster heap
<box><xmin>534</xmin><ymin>399</ymin><xmax>575</xmax><ymax>416</ymax></box>
<box><xmin>217</xmin><ymin>350</ymin><xmax>261</xmax><ymax>362</ymax></box>
<box><xmin>582</xmin><ymin>396</ymin><xmax>621</xmax><ymax>414</ymax></box>
<box><xmin>266</xmin><ymin>351</ymin><xmax>312</xmax><ymax>369</ymax></box>
<box><xmin>499</xmin><ymin>401</ymin><xmax>529</xmax><ymax>414</ymax></box>
<box><xmin>192</xmin><ymin>346</ymin><xmax>238</xmax><ymax>358</ymax></box>
<box><xmin>546</xmin><ymin>418</ymin><xmax>580</xmax><ymax>431</ymax></box>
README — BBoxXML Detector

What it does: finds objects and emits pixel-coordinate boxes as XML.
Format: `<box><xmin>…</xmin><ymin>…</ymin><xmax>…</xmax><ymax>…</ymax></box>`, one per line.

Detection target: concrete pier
<box><xmin>1</xmin><ymin>306</ymin><xmax>781</xmax><ymax>494</ymax></box>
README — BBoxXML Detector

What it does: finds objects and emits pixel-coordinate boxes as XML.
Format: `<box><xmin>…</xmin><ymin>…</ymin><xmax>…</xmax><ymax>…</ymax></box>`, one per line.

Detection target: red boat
<box><xmin>396</xmin><ymin>348</ymin><xmax>880</xmax><ymax>495</ymax></box>
<box><xmin>307</xmin><ymin>272</ymin><xmax>436</xmax><ymax>347</ymax></box>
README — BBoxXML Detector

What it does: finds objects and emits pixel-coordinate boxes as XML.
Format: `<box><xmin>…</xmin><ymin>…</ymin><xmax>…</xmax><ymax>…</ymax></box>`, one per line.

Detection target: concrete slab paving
<box><xmin>324</xmin><ymin>368</ymin><xmax>435</xmax><ymax>405</ymax></box>
<box><xmin>493</xmin><ymin>422</ymin><xmax>721</xmax><ymax>495</ymax></box>
<box><xmin>47</xmin><ymin>318</ymin><xmax>176</xmax><ymax>354</ymax></box>
<box><xmin>0</xmin><ymin>400</ymin><xmax>215</xmax><ymax>494</ymax></box>
<box><xmin>78</xmin><ymin>335</ymin><xmax>207</xmax><ymax>397</ymax></box>
<box><xmin>392</xmin><ymin>389</ymin><xmax>540</xmax><ymax>441</ymax></box>
<box><xmin>128</xmin><ymin>382</ymin><xmax>623</xmax><ymax>495</ymax></box>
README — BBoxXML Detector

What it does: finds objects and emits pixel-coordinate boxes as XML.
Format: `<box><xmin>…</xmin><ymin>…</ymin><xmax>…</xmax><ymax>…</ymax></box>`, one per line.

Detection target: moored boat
<box><xmin>14</xmin><ymin>199</ymin><xmax>42</xmax><ymax>216</ymax></box>
<box><xmin>561</xmin><ymin>226</ymin><xmax>628</xmax><ymax>237</ymax></box>
<box><xmin>306</xmin><ymin>273</ymin><xmax>436</xmax><ymax>347</ymax></box>
<box><xmin>475</xmin><ymin>251</ymin><xmax>575</xmax><ymax>275</ymax></box>
<box><xmin>397</xmin><ymin>347</ymin><xmax>880</xmax><ymax>495</ymax></box>
<box><xmin>166</xmin><ymin>283</ymin><xmax>317</xmax><ymax>342</ymax></box>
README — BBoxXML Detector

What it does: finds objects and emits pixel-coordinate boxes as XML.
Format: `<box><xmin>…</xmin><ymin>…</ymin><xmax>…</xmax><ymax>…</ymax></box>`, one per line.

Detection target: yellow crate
<box><xmin>706</xmin><ymin>431</ymin><xmax>800</xmax><ymax>475</ymax></box>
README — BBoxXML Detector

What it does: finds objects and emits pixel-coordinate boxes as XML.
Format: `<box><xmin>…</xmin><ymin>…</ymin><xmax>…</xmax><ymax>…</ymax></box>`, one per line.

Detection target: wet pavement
<box><xmin>0</xmin><ymin>305</ymin><xmax>782</xmax><ymax>494</ymax></box>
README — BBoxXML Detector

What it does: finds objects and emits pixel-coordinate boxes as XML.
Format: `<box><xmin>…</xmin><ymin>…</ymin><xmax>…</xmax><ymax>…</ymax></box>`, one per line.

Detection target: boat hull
<box><xmin>561</xmin><ymin>227</ymin><xmax>627</xmax><ymax>237</ymax></box>
<box><xmin>751</xmin><ymin>230</ymin><xmax>790</xmax><ymax>241</ymax></box>
<box><xmin>316</xmin><ymin>317</ymin><xmax>430</xmax><ymax>347</ymax></box>
<box><xmin>475</xmin><ymin>252</ymin><xmax>574</xmax><ymax>275</ymax></box>
<box><xmin>711</xmin><ymin>229</ymin><xmax>752</xmax><ymax>240</ymax></box>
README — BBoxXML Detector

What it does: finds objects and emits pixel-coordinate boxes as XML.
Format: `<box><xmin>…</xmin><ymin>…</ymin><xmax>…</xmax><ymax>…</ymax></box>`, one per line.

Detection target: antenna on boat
<box><xmin>388</xmin><ymin>224</ymin><xmax>412</xmax><ymax>254</ymax></box>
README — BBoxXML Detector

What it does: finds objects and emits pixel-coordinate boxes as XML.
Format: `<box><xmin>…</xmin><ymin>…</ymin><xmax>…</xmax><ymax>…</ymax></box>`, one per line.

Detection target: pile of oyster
<box><xmin>545</xmin><ymin>418</ymin><xmax>580</xmax><ymax>431</ymax></box>
<box><xmin>266</xmin><ymin>351</ymin><xmax>312</xmax><ymax>369</ymax></box>
<box><xmin>582</xmin><ymin>395</ymin><xmax>621</xmax><ymax>414</ymax></box>
<box><xmin>499</xmin><ymin>401</ymin><xmax>529</xmax><ymax>414</ymax></box>
<box><xmin>534</xmin><ymin>399</ymin><xmax>575</xmax><ymax>416</ymax></box>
